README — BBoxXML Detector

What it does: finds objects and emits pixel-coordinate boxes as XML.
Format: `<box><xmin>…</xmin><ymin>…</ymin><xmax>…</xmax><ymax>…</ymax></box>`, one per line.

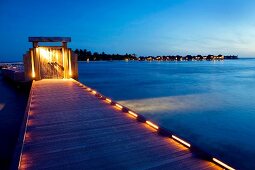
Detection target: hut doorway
<box><xmin>38</xmin><ymin>47</ymin><xmax>64</xmax><ymax>79</ymax></box>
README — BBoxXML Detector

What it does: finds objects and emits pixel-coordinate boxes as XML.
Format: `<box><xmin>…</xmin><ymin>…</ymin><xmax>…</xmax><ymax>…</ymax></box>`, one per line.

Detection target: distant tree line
<box><xmin>74</xmin><ymin>49</ymin><xmax>137</xmax><ymax>61</ymax></box>
<box><xmin>74</xmin><ymin>49</ymin><xmax>238</xmax><ymax>61</ymax></box>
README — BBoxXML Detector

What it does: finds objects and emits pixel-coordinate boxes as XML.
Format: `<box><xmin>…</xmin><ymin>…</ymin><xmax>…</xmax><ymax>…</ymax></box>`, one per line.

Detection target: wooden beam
<box><xmin>28</xmin><ymin>37</ymin><xmax>71</xmax><ymax>42</ymax></box>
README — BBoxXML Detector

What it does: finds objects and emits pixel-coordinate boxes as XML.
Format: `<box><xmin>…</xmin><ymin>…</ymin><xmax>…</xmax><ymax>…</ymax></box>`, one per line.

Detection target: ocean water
<box><xmin>0</xmin><ymin>75</ymin><xmax>29</xmax><ymax>169</ymax></box>
<box><xmin>78</xmin><ymin>59</ymin><xmax>255</xmax><ymax>170</ymax></box>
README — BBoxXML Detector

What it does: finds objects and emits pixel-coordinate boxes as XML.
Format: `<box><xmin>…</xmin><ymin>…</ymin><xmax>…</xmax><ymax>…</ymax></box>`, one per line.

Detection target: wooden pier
<box><xmin>16</xmin><ymin>79</ymin><xmax>224</xmax><ymax>170</ymax></box>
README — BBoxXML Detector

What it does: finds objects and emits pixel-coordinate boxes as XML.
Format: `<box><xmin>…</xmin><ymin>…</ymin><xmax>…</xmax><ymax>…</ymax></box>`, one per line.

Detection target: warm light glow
<box><xmin>172</xmin><ymin>135</ymin><xmax>191</xmax><ymax>148</ymax></box>
<box><xmin>62</xmin><ymin>48</ymin><xmax>66</xmax><ymax>78</ymax></box>
<box><xmin>31</xmin><ymin>50</ymin><xmax>35</xmax><ymax>78</ymax></box>
<box><xmin>106</xmin><ymin>98</ymin><xmax>112</xmax><ymax>103</ymax></box>
<box><xmin>128</xmin><ymin>111</ymin><xmax>138</xmax><ymax>118</ymax></box>
<box><xmin>213</xmin><ymin>158</ymin><xmax>235</xmax><ymax>170</ymax></box>
<box><xmin>19</xmin><ymin>102</ymin><xmax>33</xmax><ymax>168</ymax></box>
<box><xmin>92</xmin><ymin>90</ymin><xmax>97</xmax><ymax>94</ymax></box>
<box><xmin>56</xmin><ymin>50</ymin><xmax>59</xmax><ymax>73</ymax></box>
<box><xmin>146</xmin><ymin>121</ymin><xmax>159</xmax><ymax>130</ymax></box>
<box><xmin>49</xmin><ymin>48</ymin><xmax>52</xmax><ymax>63</ymax></box>
<box><xmin>39</xmin><ymin>47</ymin><xmax>50</xmax><ymax>60</ymax></box>
<box><xmin>32</xmin><ymin>71</ymin><xmax>35</xmax><ymax>78</ymax></box>
<box><xmin>19</xmin><ymin>153</ymin><xmax>29</xmax><ymax>169</ymax></box>
<box><xmin>115</xmin><ymin>103</ymin><xmax>123</xmax><ymax>109</ymax></box>
<box><xmin>25</xmin><ymin>133</ymin><xmax>31</xmax><ymax>141</ymax></box>
<box><xmin>87</xmin><ymin>88</ymin><xmax>91</xmax><ymax>91</ymax></box>
<box><xmin>68</xmin><ymin>50</ymin><xmax>72</xmax><ymax>76</ymax></box>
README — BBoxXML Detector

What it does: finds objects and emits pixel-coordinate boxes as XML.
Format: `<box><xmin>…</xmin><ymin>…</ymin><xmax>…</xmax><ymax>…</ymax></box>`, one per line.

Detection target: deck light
<box><xmin>106</xmin><ymin>98</ymin><xmax>112</xmax><ymax>103</ymax></box>
<box><xmin>212</xmin><ymin>158</ymin><xmax>235</xmax><ymax>170</ymax></box>
<box><xmin>92</xmin><ymin>90</ymin><xmax>97</xmax><ymax>94</ymax></box>
<box><xmin>146</xmin><ymin>121</ymin><xmax>159</xmax><ymax>130</ymax></box>
<box><xmin>172</xmin><ymin>135</ymin><xmax>191</xmax><ymax>148</ymax></box>
<box><xmin>87</xmin><ymin>88</ymin><xmax>91</xmax><ymax>91</ymax></box>
<box><xmin>115</xmin><ymin>103</ymin><xmax>123</xmax><ymax>109</ymax></box>
<box><xmin>25</xmin><ymin>133</ymin><xmax>31</xmax><ymax>140</ymax></box>
<box><xmin>128</xmin><ymin>111</ymin><xmax>138</xmax><ymax>118</ymax></box>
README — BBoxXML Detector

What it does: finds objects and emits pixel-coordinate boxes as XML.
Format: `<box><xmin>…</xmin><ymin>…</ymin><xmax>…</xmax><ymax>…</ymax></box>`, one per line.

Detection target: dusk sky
<box><xmin>1</xmin><ymin>0</ymin><xmax>255</xmax><ymax>61</ymax></box>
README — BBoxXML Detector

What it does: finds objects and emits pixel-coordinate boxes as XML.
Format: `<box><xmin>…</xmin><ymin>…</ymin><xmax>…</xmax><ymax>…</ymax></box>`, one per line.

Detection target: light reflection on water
<box><xmin>119</xmin><ymin>93</ymin><xmax>224</xmax><ymax>114</ymax></box>
<box><xmin>0</xmin><ymin>103</ymin><xmax>5</xmax><ymax>111</ymax></box>
<box><xmin>79</xmin><ymin>60</ymin><xmax>255</xmax><ymax>170</ymax></box>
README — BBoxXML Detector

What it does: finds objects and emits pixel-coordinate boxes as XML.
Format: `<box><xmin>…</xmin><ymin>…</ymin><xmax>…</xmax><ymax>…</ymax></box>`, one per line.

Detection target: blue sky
<box><xmin>1</xmin><ymin>0</ymin><xmax>255</xmax><ymax>61</ymax></box>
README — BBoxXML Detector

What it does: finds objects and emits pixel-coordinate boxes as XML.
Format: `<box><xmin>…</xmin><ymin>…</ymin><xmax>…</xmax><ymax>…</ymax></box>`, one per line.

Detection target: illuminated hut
<box><xmin>23</xmin><ymin>37</ymin><xmax>78</xmax><ymax>81</ymax></box>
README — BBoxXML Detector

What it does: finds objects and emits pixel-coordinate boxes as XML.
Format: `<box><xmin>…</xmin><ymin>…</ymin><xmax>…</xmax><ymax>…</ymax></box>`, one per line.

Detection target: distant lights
<box><xmin>212</xmin><ymin>158</ymin><xmax>235</xmax><ymax>170</ymax></box>
<box><xmin>91</xmin><ymin>90</ymin><xmax>97</xmax><ymax>94</ymax></box>
<box><xmin>172</xmin><ymin>135</ymin><xmax>191</xmax><ymax>148</ymax></box>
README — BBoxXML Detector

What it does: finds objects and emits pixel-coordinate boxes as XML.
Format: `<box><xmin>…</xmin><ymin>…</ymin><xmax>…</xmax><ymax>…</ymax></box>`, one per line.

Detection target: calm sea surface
<box><xmin>79</xmin><ymin>59</ymin><xmax>255</xmax><ymax>170</ymax></box>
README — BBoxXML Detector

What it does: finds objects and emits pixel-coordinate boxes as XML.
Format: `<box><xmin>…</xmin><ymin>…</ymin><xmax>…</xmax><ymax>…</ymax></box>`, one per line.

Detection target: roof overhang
<box><xmin>28</xmin><ymin>37</ymin><xmax>71</xmax><ymax>42</ymax></box>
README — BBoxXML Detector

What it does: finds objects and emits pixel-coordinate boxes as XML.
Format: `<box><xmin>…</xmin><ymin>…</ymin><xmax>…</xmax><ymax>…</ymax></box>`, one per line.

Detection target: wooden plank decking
<box><xmin>18</xmin><ymin>79</ymin><xmax>222</xmax><ymax>170</ymax></box>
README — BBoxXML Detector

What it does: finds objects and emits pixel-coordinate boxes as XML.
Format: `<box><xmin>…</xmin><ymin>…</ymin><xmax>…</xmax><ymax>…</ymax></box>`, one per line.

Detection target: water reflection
<box><xmin>0</xmin><ymin>103</ymin><xmax>5</xmax><ymax>111</ymax></box>
<box><xmin>119</xmin><ymin>93</ymin><xmax>224</xmax><ymax>114</ymax></box>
